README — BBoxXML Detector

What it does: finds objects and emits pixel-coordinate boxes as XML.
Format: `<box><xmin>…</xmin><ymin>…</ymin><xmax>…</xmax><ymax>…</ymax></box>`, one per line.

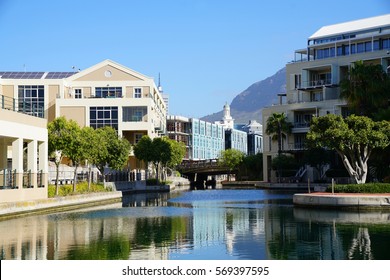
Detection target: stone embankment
<box><xmin>0</xmin><ymin>192</ymin><xmax>122</xmax><ymax>220</ymax></box>
<box><xmin>293</xmin><ymin>193</ymin><xmax>390</xmax><ymax>209</ymax></box>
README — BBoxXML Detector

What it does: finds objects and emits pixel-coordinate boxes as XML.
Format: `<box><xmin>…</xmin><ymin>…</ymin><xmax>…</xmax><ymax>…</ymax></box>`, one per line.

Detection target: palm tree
<box><xmin>340</xmin><ymin>60</ymin><xmax>390</xmax><ymax>119</ymax></box>
<box><xmin>266</xmin><ymin>112</ymin><xmax>293</xmax><ymax>156</ymax></box>
<box><xmin>266</xmin><ymin>112</ymin><xmax>293</xmax><ymax>183</ymax></box>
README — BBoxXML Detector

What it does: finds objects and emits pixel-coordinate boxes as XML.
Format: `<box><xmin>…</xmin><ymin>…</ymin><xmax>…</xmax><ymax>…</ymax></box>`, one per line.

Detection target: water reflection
<box><xmin>0</xmin><ymin>190</ymin><xmax>390</xmax><ymax>260</ymax></box>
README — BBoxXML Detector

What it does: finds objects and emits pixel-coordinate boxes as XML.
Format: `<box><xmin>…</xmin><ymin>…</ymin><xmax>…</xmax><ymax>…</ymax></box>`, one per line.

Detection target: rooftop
<box><xmin>309</xmin><ymin>14</ymin><xmax>390</xmax><ymax>40</ymax></box>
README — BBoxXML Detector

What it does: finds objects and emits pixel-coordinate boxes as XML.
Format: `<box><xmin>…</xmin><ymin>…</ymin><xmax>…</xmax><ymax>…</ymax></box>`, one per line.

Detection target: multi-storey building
<box><xmin>167</xmin><ymin>115</ymin><xmax>225</xmax><ymax>160</ymax></box>
<box><xmin>0</xmin><ymin>60</ymin><xmax>167</xmax><ymax>170</ymax></box>
<box><xmin>262</xmin><ymin>14</ymin><xmax>390</xmax><ymax>182</ymax></box>
<box><xmin>240</xmin><ymin>120</ymin><xmax>263</xmax><ymax>155</ymax></box>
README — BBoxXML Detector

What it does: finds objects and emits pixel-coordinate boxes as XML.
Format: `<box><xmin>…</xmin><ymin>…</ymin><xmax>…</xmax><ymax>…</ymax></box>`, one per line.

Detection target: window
<box><xmin>74</xmin><ymin>89</ymin><xmax>82</xmax><ymax>99</ymax></box>
<box><xmin>134</xmin><ymin>88</ymin><xmax>142</xmax><ymax>98</ymax></box>
<box><xmin>90</xmin><ymin>106</ymin><xmax>118</xmax><ymax>130</ymax></box>
<box><xmin>123</xmin><ymin>106</ymin><xmax>147</xmax><ymax>122</ymax></box>
<box><xmin>95</xmin><ymin>87</ymin><xmax>122</xmax><ymax>98</ymax></box>
<box><xmin>294</xmin><ymin>74</ymin><xmax>301</xmax><ymax>89</ymax></box>
<box><xmin>18</xmin><ymin>85</ymin><xmax>44</xmax><ymax>117</ymax></box>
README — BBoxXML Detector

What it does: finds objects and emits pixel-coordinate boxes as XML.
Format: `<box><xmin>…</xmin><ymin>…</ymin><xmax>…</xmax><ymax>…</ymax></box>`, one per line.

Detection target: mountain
<box><xmin>202</xmin><ymin>67</ymin><xmax>286</xmax><ymax>124</ymax></box>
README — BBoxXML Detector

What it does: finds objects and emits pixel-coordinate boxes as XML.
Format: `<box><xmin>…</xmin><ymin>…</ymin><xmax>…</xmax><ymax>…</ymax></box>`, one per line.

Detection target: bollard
<box><xmin>308</xmin><ymin>178</ymin><xmax>311</xmax><ymax>193</ymax></box>
<box><xmin>331</xmin><ymin>178</ymin><xmax>335</xmax><ymax>195</ymax></box>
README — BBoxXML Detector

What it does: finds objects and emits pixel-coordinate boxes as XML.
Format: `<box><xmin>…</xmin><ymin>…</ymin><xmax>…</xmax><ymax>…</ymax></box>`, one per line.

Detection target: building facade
<box><xmin>262</xmin><ymin>14</ymin><xmax>390</xmax><ymax>182</ymax></box>
<box><xmin>0</xmin><ymin>60</ymin><xmax>167</xmax><ymax>171</ymax></box>
<box><xmin>240</xmin><ymin>120</ymin><xmax>263</xmax><ymax>155</ymax></box>
<box><xmin>0</xmin><ymin>95</ymin><xmax>48</xmax><ymax>203</ymax></box>
<box><xmin>167</xmin><ymin>115</ymin><xmax>225</xmax><ymax>160</ymax></box>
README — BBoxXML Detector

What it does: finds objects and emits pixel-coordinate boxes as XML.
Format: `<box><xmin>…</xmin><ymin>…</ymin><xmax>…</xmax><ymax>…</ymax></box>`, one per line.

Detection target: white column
<box><xmin>28</xmin><ymin>140</ymin><xmax>38</xmax><ymax>188</ymax></box>
<box><xmin>12</xmin><ymin>138</ymin><xmax>23</xmax><ymax>188</ymax></box>
<box><xmin>38</xmin><ymin>141</ymin><xmax>48</xmax><ymax>173</ymax></box>
<box><xmin>12</xmin><ymin>138</ymin><xmax>23</xmax><ymax>172</ymax></box>
<box><xmin>27</xmin><ymin>140</ymin><xmax>38</xmax><ymax>172</ymax></box>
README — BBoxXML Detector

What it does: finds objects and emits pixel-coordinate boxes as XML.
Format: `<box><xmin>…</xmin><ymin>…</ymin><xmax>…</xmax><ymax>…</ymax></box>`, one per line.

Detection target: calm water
<box><xmin>1</xmin><ymin>189</ymin><xmax>390</xmax><ymax>260</ymax></box>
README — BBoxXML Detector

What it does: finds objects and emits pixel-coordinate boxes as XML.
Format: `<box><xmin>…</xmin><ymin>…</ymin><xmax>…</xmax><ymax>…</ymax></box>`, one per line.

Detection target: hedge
<box><xmin>326</xmin><ymin>183</ymin><xmax>390</xmax><ymax>194</ymax></box>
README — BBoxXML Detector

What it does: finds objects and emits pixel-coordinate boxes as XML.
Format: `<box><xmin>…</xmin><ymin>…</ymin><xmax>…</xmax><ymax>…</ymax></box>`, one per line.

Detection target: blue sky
<box><xmin>0</xmin><ymin>0</ymin><xmax>389</xmax><ymax>118</ymax></box>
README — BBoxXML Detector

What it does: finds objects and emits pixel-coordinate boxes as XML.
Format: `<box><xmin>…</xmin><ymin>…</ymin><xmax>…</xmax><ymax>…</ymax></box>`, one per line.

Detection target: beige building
<box><xmin>0</xmin><ymin>97</ymin><xmax>48</xmax><ymax>203</ymax></box>
<box><xmin>262</xmin><ymin>14</ymin><xmax>390</xmax><ymax>182</ymax></box>
<box><xmin>1</xmin><ymin>60</ymin><xmax>167</xmax><ymax>171</ymax></box>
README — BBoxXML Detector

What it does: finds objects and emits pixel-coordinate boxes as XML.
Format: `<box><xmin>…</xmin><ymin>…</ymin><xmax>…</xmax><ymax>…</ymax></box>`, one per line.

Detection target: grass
<box><xmin>326</xmin><ymin>183</ymin><xmax>390</xmax><ymax>194</ymax></box>
<box><xmin>145</xmin><ymin>179</ymin><xmax>172</xmax><ymax>186</ymax></box>
<box><xmin>48</xmin><ymin>181</ymin><xmax>111</xmax><ymax>198</ymax></box>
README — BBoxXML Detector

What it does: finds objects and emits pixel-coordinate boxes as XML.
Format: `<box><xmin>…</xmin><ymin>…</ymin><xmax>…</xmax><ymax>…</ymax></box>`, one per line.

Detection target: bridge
<box><xmin>177</xmin><ymin>160</ymin><xmax>236</xmax><ymax>190</ymax></box>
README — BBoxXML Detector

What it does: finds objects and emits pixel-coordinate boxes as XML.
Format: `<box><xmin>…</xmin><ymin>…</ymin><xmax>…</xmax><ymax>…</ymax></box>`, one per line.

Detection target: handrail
<box><xmin>0</xmin><ymin>94</ymin><xmax>44</xmax><ymax>118</ymax></box>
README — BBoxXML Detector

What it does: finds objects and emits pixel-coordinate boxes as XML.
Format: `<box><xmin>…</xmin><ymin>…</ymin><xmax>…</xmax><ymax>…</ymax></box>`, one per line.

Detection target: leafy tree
<box><xmin>265</xmin><ymin>112</ymin><xmax>293</xmax><ymax>156</ymax></box>
<box><xmin>62</xmin><ymin>120</ymin><xmax>83</xmax><ymax>192</ymax></box>
<box><xmin>80</xmin><ymin>126</ymin><xmax>99</xmax><ymax>190</ymax></box>
<box><xmin>89</xmin><ymin>126</ymin><xmax>131</xmax><ymax>181</ymax></box>
<box><xmin>307</xmin><ymin>114</ymin><xmax>390</xmax><ymax>184</ymax></box>
<box><xmin>237</xmin><ymin>153</ymin><xmax>263</xmax><ymax>180</ymax></box>
<box><xmin>150</xmin><ymin>137</ymin><xmax>171</xmax><ymax>181</ymax></box>
<box><xmin>166</xmin><ymin>138</ymin><xmax>186</xmax><ymax>169</ymax></box>
<box><xmin>48</xmin><ymin>117</ymin><xmax>74</xmax><ymax>195</ymax></box>
<box><xmin>218</xmin><ymin>149</ymin><xmax>244</xmax><ymax>180</ymax></box>
<box><xmin>134</xmin><ymin>135</ymin><xmax>153</xmax><ymax>179</ymax></box>
<box><xmin>340</xmin><ymin>61</ymin><xmax>390</xmax><ymax>119</ymax></box>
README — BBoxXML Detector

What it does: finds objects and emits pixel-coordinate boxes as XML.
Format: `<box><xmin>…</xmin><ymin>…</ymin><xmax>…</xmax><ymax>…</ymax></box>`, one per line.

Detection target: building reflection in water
<box><xmin>1</xmin><ymin>190</ymin><xmax>390</xmax><ymax>260</ymax></box>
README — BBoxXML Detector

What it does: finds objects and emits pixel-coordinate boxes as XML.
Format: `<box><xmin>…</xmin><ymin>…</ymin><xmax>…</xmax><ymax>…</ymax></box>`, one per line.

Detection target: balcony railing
<box><xmin>1</xmin><ymin>94</ymin><xmax>44</xmax><ymax>118</ymax></box>
<box><xmin>0</xmin><ymin>169</ymin><xmax>17</xmax><ymax>189</ymax></box>
<box><xmin>297</xmin><ymin>79</ymin><xmax>333</xmax><ymax>90</ymax></box>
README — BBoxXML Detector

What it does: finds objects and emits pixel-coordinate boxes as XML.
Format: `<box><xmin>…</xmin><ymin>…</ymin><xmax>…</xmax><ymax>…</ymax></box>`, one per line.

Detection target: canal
<box><xmin>1</xmin><ymin>189</ymin><xmax>390</xmax><ymax>260</ymax></box>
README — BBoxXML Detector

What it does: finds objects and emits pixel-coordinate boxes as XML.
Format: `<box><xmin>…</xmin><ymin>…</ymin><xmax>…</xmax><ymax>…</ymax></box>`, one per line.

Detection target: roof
<box><xmin>309</xmin><ymin>14</ymin><xmax>390</xmax><ymax>40</ymax></box>
<box><xmin>0</xmin><ymin>71</ymin><xmax>75</xmax><ymax>79</ymax></box>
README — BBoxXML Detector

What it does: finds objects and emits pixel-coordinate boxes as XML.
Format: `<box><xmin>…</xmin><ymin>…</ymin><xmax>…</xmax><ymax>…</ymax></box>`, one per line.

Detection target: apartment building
<box><xmin>0</xmin><ymin>60</ymin><xmax>167</xmax><ymax>170</ymax></box>
<box><xmin>167</xmin><ymin>115</ymin><xmax>225</xmax><ymax>160</ymax></box>
<box><xmin>262</xmin><ymin>14</ymin><xmax>390</xmax><ymax>182</ymax></box>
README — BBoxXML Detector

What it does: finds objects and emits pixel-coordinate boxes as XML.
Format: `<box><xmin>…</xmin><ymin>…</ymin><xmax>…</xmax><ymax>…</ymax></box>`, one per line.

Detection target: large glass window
<box><xmin>18</xmin><ymin>85</ymin><xmax>44</xmax><ymax>117</ymax></box>
<box><xmin>90</xmin><ymin>106</ymin><xmax>118</xmax><ymax>130</ymax></box>
<box><xmin>95</xmin><ymin>87</ymin><xmax>122</xmax><ymax>98</ymax></box>
<box><xmin>122</xmin><ymin>106</ymin><xmax>147</xmax><ymax>122</ymax></box>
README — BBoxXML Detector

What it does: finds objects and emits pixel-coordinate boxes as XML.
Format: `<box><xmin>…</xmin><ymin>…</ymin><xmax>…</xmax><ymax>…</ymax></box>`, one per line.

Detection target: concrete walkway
<box><xmin>293</xmin><ymin>192</ymin><xmax>390</xmax><ymax>209</ymax></box>
<box><xmin>0</xmin><ymin>191</ymin><xmax>122</xmax><ymax>220</ymax></box>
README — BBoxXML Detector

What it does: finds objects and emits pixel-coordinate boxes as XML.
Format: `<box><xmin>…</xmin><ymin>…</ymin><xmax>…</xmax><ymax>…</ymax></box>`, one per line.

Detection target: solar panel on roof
<box><xmin>45</xmin><ymin>72</ymin><xmax>75</xmax><ymax>79</ymax></box>
<box><xmin>0</xmin><ymin>72</ymin><xmax>44</xmax><ymax>79</ymax></box>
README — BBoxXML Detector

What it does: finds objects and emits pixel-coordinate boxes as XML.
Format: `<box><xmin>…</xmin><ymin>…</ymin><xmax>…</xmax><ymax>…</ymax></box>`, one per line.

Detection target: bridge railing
<box><xmin>178</xmin><ymin>159</ymin><xmax>220</xmax><ymax>170</ymax></box>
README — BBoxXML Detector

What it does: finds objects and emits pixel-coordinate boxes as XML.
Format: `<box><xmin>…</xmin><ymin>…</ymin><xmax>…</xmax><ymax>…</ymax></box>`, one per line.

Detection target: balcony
<box><xmin>1</xmin><ymin>94</ymin><xmax>44</xmax><ymax>118</ymax></box>
<box><xmin>296</xmin><ymin>79</ymin><xmax>335</xmax><ymax>90</ymax></box>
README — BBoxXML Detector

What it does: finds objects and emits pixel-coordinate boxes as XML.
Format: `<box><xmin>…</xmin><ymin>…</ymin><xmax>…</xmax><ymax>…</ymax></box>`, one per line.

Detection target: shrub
<box><xmin>48</xmin><ymin>182</ymin><xmax>108</xmax><ymax>198</ymax></box>
<box><xmin>326</xmin><ymin>183</ymin><xmax>390</xmax><ymax>193</ymax></box>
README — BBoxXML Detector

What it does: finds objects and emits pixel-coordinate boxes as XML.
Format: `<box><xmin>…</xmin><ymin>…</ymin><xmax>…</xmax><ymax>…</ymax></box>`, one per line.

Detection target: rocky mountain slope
<box><xmin>202</xmin><ymin>67</ymin><xmax>286</xmax><ymax>124</ymax></box>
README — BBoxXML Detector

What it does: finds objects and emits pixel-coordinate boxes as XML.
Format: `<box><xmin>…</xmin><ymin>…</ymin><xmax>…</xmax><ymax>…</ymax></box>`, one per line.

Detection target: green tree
<box><xmin>218</xmin><ymin>149</ymin><xmax>244</xmax><ymax>180</ymax></box>
<box><xmin>166</xmin><ymin>138</ymin><xmax>186</xmax><ymax>169</ymax></box>
<box><xmin>237</xmin><ymin>153</ymin><xmax>263</xmax><ymax>180</ymax></box>
<box><xmin>150</xmin><ymin>137</ymin><xmax>171</xmax><ymax>181</ymax></box>
<box><xmin>133</xmin><ymin>135</ymin><xmax>153</xmax><ymax>179</ymax></box>
<box><xmin>92</xmin><ymin>126</ymin><xmax>131</xmax><ymax>180</ymax></box>
<box><xmin>303</xmin><ymin>148</ymin><xmax>332</xmax><ymax>181</ymax></box>
<box><xmin>265</xmin><ymin>112</ymin><xmax>293</xmax><ymax>156</ymax></box>
<box><xmin>62</xmin><ymin>120</ymin><xmax>83</xmax><ymax>192</ymax></box>
<box><xmin>307</xmin><ymin>114</ymin><xmax>390</xmax><ymax>184</ymax></box>
<box><xmin>80</xmin><ymin>126</ymin><xmax>99</xmax><ymax>190</ymax></box>
<box><xmin>48</xmin><ymin>117</ymin><xmax>74</xmax><ymax>195</ymax></box>
<box><xmin>340</xmin><ymin>61</ymin><xmax>390</xmax><ymax>119</ymax></box>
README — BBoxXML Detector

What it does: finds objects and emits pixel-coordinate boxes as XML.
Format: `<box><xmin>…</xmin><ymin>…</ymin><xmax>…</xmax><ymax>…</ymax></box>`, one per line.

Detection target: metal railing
<box><xmin>1</xmin><ymin>94</ymin><xmax>44</xmax><ymax>118</ymax></box>
<box><xmin>0</xmin><ymin>169</ymin><xmax>17</xmax><ymax>189</ymax></box>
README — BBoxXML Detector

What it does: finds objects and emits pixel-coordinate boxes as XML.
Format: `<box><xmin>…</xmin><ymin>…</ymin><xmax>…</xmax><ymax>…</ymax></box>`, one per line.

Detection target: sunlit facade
<box><xmin>262</xmin><ymin>14</ymin><xmax>390</xmax><ymax>182</ymax></box>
